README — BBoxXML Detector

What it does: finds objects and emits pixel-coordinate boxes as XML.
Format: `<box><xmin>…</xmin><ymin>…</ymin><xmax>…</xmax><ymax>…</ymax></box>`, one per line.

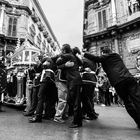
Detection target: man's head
<box><xmin>61</xmin><ymin>44</ymin><xmax>72</xmax><ymax>54</ymax></box>
<box><xmin>101</xmin><ymin>48</ymin><xmax>112</xmax><ymax>55</ymax></box>
<box><xmin>72</xmin><ymin>47</ymin><xmax>81</xmax><ymax>55</ymax></box>
<box><xmin>42</xmin><ymin>57</ymin><xmax>53</xmax><ymax>69</ymax></box>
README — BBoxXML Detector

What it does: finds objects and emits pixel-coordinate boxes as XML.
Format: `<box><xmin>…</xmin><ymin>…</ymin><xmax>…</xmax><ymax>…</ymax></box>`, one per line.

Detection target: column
<box><xmin>114</xmin><ymin>38</ymin><xmax>119</xmax><ymax>53</ymax></box>
<box><xmin>23</xmin><ymin>50</ymin><xmax>25</xmax><ymax>63</ymax></box>
<box><xmin>111</xmin><ymin>0</ymin><xmax>117</xmax><ymax>25</ymax></box>
<box><xmin>0</xmin><ymin>4</ymin><xmax>5</xmax><ymax>34</ymax></box>
<box><xmin>29</xmin><ymin>51</ymin><xmax>32</xmax><ymax>64</ymax></box>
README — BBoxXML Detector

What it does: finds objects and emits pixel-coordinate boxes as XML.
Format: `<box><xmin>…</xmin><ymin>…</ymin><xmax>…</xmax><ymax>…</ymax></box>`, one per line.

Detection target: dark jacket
<box><xmin>56</xmin><ymin>53</ymin><xmax>82</xmax><ymax>85</ymax></box>
<box><xmin>82</xmin><ymin>57</ymin><xmax>97</xmax><ymax>72</ymax></box>
<box><xmin>84</xmin><ymin>53</ymin><xmax>132</xmax><ymax>86</ymax></box>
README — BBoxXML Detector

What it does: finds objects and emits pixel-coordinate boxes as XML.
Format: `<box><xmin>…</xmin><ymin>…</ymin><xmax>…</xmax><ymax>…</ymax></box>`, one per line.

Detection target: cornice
<box><xmin>84</xmin><ymin>17</ymin><xmax>140</xmax><ymax>40</ymax></box>
<box><xmin>0</xmin><ymin>0</ymin><xmax>32</xmax><ymax>15</ymax></box>
<box><xmin>33</xmin><ymin>0</ymin><xmax>60</xmax><ymax>49</ymax></box>
<box><xmin>85</xmin><ymin>0</ymin><xmax>111</xmax><ymax>9</ymax></box>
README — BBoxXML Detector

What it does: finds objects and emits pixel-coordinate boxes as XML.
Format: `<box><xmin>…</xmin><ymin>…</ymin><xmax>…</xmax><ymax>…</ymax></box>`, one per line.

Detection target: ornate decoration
<box><xmin>8</xmin><ymin>0</ymin><xmax>20</xmax><ymax>5</ymax></box>
<box><xmin>88</xmin><ymin>0</ymin><xmax>111</xmax><ymax>9</ymax></box>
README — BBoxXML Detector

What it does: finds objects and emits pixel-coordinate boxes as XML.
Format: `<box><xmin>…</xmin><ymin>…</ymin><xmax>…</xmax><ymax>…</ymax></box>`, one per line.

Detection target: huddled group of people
<box><xmin>1</xmin><ymin>43</ymin><xmax>140</xmax><ymax>129</ymax></box>
<box><xmin>22</xmin><ymin>44</ymin><xmax>99</xmax><ymax>128</ymax></box>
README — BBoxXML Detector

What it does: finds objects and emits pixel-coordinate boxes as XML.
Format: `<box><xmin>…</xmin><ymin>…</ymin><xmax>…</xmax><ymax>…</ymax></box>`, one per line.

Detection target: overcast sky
<box><xmin>39</xmin><ymin>0</ymin><xmax>84</xmax><ymax>48</ymax></box>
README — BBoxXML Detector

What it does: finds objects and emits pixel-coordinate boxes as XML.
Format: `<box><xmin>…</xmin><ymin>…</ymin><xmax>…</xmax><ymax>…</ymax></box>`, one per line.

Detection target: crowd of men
<box><xmin>0</xmin><ymin>44</ymin><xmax>140</xmax><ymax>129</ymax></box>
<box><xmin>22</xmin><ymin>44</ymin><xmax>99</xmax><ymax>128</ymax></box>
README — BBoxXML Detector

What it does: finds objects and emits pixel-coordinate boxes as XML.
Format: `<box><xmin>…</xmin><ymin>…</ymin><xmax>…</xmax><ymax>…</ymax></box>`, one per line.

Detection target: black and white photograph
<box><xmin>0</xmin><ymin>0</ymin><xmax>140</xmax><ymax>140</ymax></box>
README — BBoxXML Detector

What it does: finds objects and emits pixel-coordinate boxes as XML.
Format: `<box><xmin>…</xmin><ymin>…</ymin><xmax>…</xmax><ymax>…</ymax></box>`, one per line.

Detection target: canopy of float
<box><xmin>11</xmin><ymin>41</ymin><xmax>40</xmax><ymax>66</ymax></box>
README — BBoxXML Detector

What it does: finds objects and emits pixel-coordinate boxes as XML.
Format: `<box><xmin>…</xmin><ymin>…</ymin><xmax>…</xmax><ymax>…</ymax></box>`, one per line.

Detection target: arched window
<box><xmin>8</xmin><ymin>17</ymin><xmax>17</xmax><ymax>37</ymax></box>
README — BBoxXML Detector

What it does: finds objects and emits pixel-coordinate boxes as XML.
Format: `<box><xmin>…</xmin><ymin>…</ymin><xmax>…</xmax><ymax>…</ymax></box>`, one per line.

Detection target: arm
<box><xmin>84</xmin><ymin>52</ymin><xmax>102</xmax><ymax>63</ymax></box>
<box><xmin>57</xmin><ymin>61</ymin><xmax>74</xmax><ymax>69</ymax></box>
<box><xmin>56</xmin><ymin>53</ymin><xmax>74</xmax><ymax>69</ymax></box>
<box><xmin>51</xmin><ymin>54</ymin><xmax>61</xmax><ymax>63</ymax></box>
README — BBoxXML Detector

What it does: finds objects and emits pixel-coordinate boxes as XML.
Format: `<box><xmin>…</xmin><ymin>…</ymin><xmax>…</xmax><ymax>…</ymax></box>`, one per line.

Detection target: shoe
<box><xmin>0</xmin><ymin>109</ymin><xmax>5</xmax><ymax>112</ymax></box>
<box><xmin>53</xmin><ymin>118</ymin><xmax>65</xmax><ymax>123</ymax></box>
<box><xmin>101</xmin><ymin>104</ymin><xmax>106</xmax><ymax>107</ymax></box>
<box><xmin>62</xmin><ymin>114</ymin><xmax>69</xmax><ymax>120</ymax></box>
<box><xmin>28</xmin><ymin>115</ymin><xmax>42</xmax><ymax>123</ymax></box>
<box><xmin>69</xmin><ymin>123</ymin><xmax>82</xmax><ymax>128</ymax></box>
<box><xmin>137</xmin><ymin>124</ymin><xmax>140</xmax><ymax>129</ymax></box>
<box><xmin>84</xmin><ymin>115</ymin><xmax>98</xmax><ymax>120</ymax></box>
<box><xmin>94</xmin><ymin>112</ymin><xmax>99</xmax><ymax>117</ymax></box>
<box><xmin>23</xmin><ymin>110</ymin><xmax>26</xmax><ymax>113</ymax></box>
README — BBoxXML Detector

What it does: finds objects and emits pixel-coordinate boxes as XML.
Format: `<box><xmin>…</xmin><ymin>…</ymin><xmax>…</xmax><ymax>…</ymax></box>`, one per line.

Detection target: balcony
<box><xmin>47</xmin><ymin>37</ymin><xmax>52</xmax><ymax>43</ymax></box>
<box><xmin>43</xmin><ymin>31</ymin><xmax>49</xmax><ymax>38</ymax></box>
<box><xmin>50</xmin><ymin>42</ymin><xmax>54</xmax><ymax>48</ymax></box>
<box><xmin>31</xmin><ymin>12</ymin><xmax>39</xmax><ymax>23</ymax></box>
<box><xmin>37</xmin><ymin>22</ymin><xmax>44</xmax><ymax>32</ymax></box>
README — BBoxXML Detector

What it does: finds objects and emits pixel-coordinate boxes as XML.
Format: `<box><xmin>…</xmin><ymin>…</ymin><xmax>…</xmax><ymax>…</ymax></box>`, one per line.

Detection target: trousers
<box><xmin>55</xmin><ymin>82</ymin><xmax>68</xmax><ymax>119</ymax></box>
<box><xmin>115</xmin><ymin>78</ymin><xmax>140</xmax><ymax>126</ymax></box>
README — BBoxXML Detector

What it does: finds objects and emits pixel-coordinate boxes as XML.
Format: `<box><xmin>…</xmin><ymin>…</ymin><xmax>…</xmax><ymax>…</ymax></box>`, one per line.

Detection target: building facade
<box><xmin>0</xmin><ymin>0</ymin><xmax>60</xmax><ymax>66</ymax></box>
<box><xmin>83</xmin><ymin>0</ymin><xmax>140</xmax><ymax>75</ymax></box>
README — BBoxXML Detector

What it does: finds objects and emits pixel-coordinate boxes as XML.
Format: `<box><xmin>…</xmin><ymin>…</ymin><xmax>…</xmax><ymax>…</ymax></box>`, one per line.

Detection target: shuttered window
<box><xmin>98</xmin><ymin>12</ymin><xmax>102</xmax><ymax>30</ymax></box>
<box><xmin>102</xmin><ymin>10</ymin><xmax>107</xmax><ymax>28</ymax></box>
<box><xmin>98</xmin><ymin>9</ymin><xmax>107</xmax><ymax>31</ymax></box>
<box><xmin>8</xmin><ymin>17</ymin><xmax>17</xmax><ymax>37</ymax></box>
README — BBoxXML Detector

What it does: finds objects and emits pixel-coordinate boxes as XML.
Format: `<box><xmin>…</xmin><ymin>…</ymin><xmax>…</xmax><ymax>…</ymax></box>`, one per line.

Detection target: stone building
<box><xmin>83</xmin><ymin>0</ymin><xmax>140</xmax><ymax>75</ymax></box>
<box><xmin>0</xmin><ymin>0</ymin><xmax>60</xmax><ymax>66</ymax></box>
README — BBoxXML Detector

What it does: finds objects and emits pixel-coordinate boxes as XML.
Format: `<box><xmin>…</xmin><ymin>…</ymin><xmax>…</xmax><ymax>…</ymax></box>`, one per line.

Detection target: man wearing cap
<box><xmin>84</xmin><ymin>48</ymin><xmax>140</xmax><ymax>129</ymax></box>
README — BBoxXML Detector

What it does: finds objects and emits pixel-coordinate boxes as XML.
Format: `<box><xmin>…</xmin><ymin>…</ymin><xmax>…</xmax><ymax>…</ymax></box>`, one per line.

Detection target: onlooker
<box><xmin>0</xmin><ymin>59</ymin><xmax>6</xmax><ymax>112</ymax></box>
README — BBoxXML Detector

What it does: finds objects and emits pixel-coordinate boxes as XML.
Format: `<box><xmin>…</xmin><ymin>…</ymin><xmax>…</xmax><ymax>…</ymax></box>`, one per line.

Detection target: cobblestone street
<box><xmin>0</xmin><ymin>105</ymin><xmax>140</xmax><ymax>140</ymax></box>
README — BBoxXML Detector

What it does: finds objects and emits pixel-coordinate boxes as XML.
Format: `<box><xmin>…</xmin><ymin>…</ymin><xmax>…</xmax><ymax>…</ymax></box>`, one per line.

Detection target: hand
<box><xmin>85</xmin><ymin>67</ymin><xmax>91</xmax><ymax>72</ymax></box>
<box><xmin>43</xmin><ymin>61</ymin><xmax>50</xmax><ymax>66</ymax></box>
<box><xmin>65</xmin><ymin>61</ymin><xmax>74</xmax><ymax>67</ymax></box>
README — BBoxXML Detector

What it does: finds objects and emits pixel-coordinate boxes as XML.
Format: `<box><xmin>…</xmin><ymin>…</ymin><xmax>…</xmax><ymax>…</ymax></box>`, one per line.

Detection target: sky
<box><xmin>39</xmin><ymin>0</ymin><xmax>84</xmax><ymax>48</ymax></box>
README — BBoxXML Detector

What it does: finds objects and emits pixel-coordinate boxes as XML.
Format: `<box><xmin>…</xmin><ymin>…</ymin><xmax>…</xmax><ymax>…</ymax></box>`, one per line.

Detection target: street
<box><xmin>0</xmin><ymin>105</ymin><xmax>140</xmax><ymax>140</ymax></box>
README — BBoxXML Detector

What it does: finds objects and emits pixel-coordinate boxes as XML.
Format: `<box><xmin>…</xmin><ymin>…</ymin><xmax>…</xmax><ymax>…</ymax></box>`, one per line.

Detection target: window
<box><xmin>42</xmin><ymin>40</ymin><xmax>46</xmax><ymax>51</ymax></box>
<box><xmin>37</xmin><ymin>33</ymin><xmax>42</xmax><ymax>47</ymax></box>
<box><xmin>8</xmin><ymin>17</ymin><xmax>17</xmax><ymax>37</ymax></box>
<box><xmin>98</xmin><ymin>9</ymin><xmax>107</xmax><ymax>31</ymax></box>
<box><xmin>24</xmin><ymin>51</ymin><xmax>29</xmax><ymax>61</ymax></box>
<box><xmin>0</xmin><ymin>9</ymin><xmax>1</xmax><ymax>18</ymax></box>
<box><xmin>102</xmin><ymin>10</ymin><xmax>107</xmax><ymax>28</ymax></box>
<box><xmin>29</xmin><ymin>24</ymin><xmax>36</xmax><ymax>42</ymax></box>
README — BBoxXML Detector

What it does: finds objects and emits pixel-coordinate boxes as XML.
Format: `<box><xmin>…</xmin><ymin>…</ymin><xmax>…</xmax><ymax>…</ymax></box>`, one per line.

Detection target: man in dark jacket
<box><xmin>56</xmin><ymin>44</ymin><xmax>83</xmax><ymax>128</ymax></box>
<box><xmin>81</xmin><ymin>57</ymin><xmax>99</xmax><ymax>119</ymax></box>
<box><xmin>84</xmin><ymin>48</ymin><xmax>140</xmax><ymax>129</ymax></box>
<box><xmin>28</xmin><ymin>57</ymin><xmax>58</xmax><ymax>123</ymax></box>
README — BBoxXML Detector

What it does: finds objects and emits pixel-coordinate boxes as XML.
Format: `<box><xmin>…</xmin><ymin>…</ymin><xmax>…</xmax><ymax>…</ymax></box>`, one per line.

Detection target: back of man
<box><xmin>84</xmin><ymin>52</ymin><xmax>132</xmax><ymax>87</ymax></box>
<box><xmin>84</xmin><ymin>48</ymin><xmax>140</xmax><ymax>129</ymax></box>
<box><xmin>100</xmin><ymin>53</ymin><xmax>132</xmax><ymax>86</ymax></box>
